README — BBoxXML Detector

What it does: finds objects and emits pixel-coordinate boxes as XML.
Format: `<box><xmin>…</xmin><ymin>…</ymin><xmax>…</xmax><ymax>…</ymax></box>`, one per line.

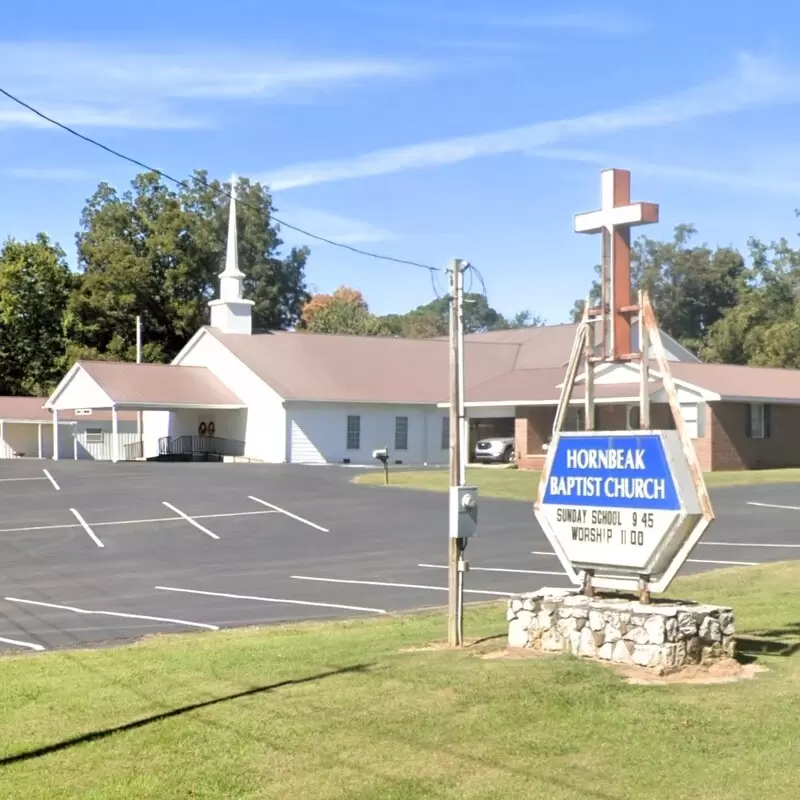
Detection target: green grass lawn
<box><xmin>3</xmin><ymin>563</ymin><xmax>800</xmax><ymax>799</ymax></box>
<box><xmin>353</xmin><ymin>466</ymin><xmax>800</xmax><ymax>501</ymax></box>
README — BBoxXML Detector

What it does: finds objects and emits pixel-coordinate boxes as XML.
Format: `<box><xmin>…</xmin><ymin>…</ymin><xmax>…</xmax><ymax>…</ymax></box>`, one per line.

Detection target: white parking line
<box><xmin>155</xmin><ymin>585</ymin><xmax>387</xmax><ymax>614</ymax></box>
<box><xmin>530</xmin><ymin>550</ymin><xmax>759</xmax><ymax>567</ymax></box>
<box><xmin>162</xmin><ymin>502</ymin><xmax>219</xmax><ymax>540</ymax></box>
<box><xmin>42</xmin><ymin>469</ymin><xmax>60</xmax><ymax>491</ymax></box>
<box><xmin>418</xmin><ymin>563</ymin><xmax>567</xmax><ymax>576</ymax></box>
<box><xmin>0</xmin><ymin>509</ymin><xmax>278</xmax><ymax>536</ymax></box>
<box><xmin>701</xmin><ymin>541</ymin><xmax>800</xmax><ymax>549</ymax></box>
<box><xmin>248</xmin><ymin>496</ymin><xmax>329</xmax><ymax>532</ymax></box>
<box><xmin>748</xmin><ymin>501</ymin><xmax>800</xmax><ymax>511</ymax></box>
<box><xmin>4</xmin><ymin>597</ymin><xmax>219</xmax><ymax>631</ymax></box>
<box><xmin>0</xmin><ymin>635</ymin><xmax>45</xmax><ymax>651</ymax></box>
<box><xmin>290</xmin><ymin>575</ymin><xmax>514</xmax><ymax>597</ymax></box>
<box><xmin>69</xmin><ymin>508</ymin><xmax>104</xmax><ymax>548</ymax></box>
<box><xmin>0</xmin><ymin>476</ymin><xmax>47</xmax><ymax>483</ymax></box>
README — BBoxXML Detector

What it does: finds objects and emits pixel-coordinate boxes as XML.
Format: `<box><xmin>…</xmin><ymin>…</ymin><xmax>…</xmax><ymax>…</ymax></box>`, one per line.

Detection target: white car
<box><xmin>473</xmin><ymin>436</ymin><xmax>515</xmax><ymax>463</ymax></box>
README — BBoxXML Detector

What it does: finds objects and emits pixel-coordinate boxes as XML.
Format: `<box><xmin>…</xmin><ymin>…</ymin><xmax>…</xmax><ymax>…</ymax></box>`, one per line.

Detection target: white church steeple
<box><xmin>208</xmin><ymin>174</ymin><xmax>255</xmax><ymax>335</ymax></box>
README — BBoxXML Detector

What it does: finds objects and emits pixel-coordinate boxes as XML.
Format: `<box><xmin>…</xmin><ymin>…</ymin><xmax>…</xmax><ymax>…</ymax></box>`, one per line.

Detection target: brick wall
<box><xmin>710</xmin><ymin>402</ymin><xmax>800</xmax><ymax>471</ymax></box>
<box><xmin>514</xmin><ymin>406</ymin><xmax>554</xmax><ymax>463</ymax></box>
<box><xmin>513</xmin><ymin>401</ymin><xmax>717</xmax><ymax>471</ymax></box>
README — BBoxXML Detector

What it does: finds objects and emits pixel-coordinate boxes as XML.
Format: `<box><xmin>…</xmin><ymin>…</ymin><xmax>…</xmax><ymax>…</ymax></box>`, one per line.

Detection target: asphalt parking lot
<box><xmin>1</xmin><ymin>460</ymin><xmax>799</xmax><ymax>654</ymax></box>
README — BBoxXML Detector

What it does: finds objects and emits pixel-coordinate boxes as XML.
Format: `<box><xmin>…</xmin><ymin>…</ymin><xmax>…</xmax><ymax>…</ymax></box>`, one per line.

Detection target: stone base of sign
<box><xmin>507</xmin><ymin>588</ymin><xmax>735</xmax><ymax>673</ymax></box>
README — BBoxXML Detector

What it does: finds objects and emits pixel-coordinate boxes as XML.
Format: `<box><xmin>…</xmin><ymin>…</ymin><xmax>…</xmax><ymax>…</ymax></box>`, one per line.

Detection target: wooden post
<box><xmin>448</xmin><ymin>259</ymin><xmax>465</xmax><ymax>648</ymax></box>
<box><xmin>112</xmin><ymin>407</ymin><xmax>119</xmax><ymax>463</ymax></box>
<box><xmin>639</xmin><ymin>289</ymin><xmax>650</xmax><ymax>430</ymax></box>
<box><xmin>52</xmin><ymin>410</ymin><xmax>59</xmax><ymax>460</ymax></box>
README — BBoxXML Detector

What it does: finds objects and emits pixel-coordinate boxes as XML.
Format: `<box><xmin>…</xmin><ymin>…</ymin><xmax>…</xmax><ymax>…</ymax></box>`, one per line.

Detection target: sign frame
<box><xmin>535</xmin><ymin>428</ymin><xmax>711</xmax><ymax>593</ymax></box>
<box><xmin>533</xmin><ymin>288</ymin><xmax>714</xmax><ymax>598</ymax></box>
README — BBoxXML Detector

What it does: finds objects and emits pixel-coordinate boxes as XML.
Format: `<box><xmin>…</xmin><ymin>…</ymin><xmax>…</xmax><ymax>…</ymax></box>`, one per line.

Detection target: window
<box><xmin>395</xmin><ymin>416</ymin><xmax>408</xmax><ymax>450</ymax></box>
<box><xmin>441</xmin><ymin>416</ymin><xmax>449</xmax><ymax>450</ymax></box>
<box><xmin>627</xmin><ymin>406</ymin><xmax>641</xmax><ymax>431</ymax></box>
<box><xmin>85</xmin><ymin>428</ymin><xmax>103</xmax><ymax>444</ymax></box>
<box><xmin>565</xmin><ymin>406</ymin><xmax>587</xmax><ymax>431</ymax></box>
<box><xmin>346</xmin><ymin>415</ymin><xmax>361</xmax><ymax>450</ymax></box>
<box><xmin>747</xmin><ymin>403</ymin><xmax>771</xmax><ymax>440</ymax></box>
<box><xmin>680</xmin><ymin>403</ymin><xmax>699</xmax><ymax>439</ymax></box>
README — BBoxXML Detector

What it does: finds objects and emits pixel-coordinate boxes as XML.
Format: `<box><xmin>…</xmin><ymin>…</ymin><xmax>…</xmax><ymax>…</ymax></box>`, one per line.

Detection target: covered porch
<box><xmin>45</xmin><ymin>360</ymin><xmax>247</xmax><ymax>463</ymax></box>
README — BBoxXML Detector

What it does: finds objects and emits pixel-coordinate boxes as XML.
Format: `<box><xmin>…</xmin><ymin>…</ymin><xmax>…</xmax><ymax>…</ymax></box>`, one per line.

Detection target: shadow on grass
<box><xmin>736</xmin><ymin>634</ymin><xmax>800</xmax><ymax>661</ymax></box>
<box><xmin>0</xmin><ymin>663</ymin><xmax>371</xmax><ymax>767</ymax></box>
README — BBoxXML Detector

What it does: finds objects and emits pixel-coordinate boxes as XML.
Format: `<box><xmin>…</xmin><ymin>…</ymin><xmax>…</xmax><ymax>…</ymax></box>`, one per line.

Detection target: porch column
<box><xmin>52</xmin><ymin>410</ymin><xmax>59</xmax><ymax>460</ymax></box>
<box><xmin>0</xmin><ymin>420</ymin><xmax>4</xmax><ymax>458</ymax></box>
<box><xmin>38</xmin><ymin>423</ymin><xmax>43</xmax><ymax>458</ymax></box>
<box><xmin>112</xmin><ymin>407</ymin><xmax>119</xmax><ymax>463</ymax></box>
<box><xmin>73</xmin><ymin>425</ymin><xmax>78</xmax><ymax>460</ymax></box>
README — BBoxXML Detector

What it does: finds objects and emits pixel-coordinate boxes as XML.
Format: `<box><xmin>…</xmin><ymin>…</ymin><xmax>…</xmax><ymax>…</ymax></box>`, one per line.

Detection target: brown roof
<box><xmin>79</xmin><ymin>361</ymin><xmax>244</xmax><ymax>408</ymax></box>
<box><xmin>669</xmin><ymin>362</ymin><xmax>800</xmax><ymax>401</ymax></box>
<box><xmin>208</xmin><ymin>328</ymin><xmax>520</xmax><ymax>403</ymax></box>
<box><xmin>464</xmin><ymin>367</ymin><xmax>664</xmax><ymax>404</ymax></box>
<box><xmin>0</xmin><ymin>396</ymin><xmax>137</xmax><ymax>422</ymax></box>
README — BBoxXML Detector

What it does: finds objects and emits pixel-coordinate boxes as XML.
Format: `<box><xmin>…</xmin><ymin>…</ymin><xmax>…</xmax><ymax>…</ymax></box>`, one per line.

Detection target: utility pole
<box><xmin>136</xmin><ymin>315</ymin><xmax>143</xmax><ymax>452</ymax></box>
<box><xmin>448</xmin><ymin>258</ymin><xmax>466</xmax><ymax>647</ymax></box>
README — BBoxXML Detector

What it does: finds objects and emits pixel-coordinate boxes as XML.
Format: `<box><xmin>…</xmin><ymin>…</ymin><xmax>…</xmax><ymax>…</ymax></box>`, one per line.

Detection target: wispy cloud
<box><xmin>528</xmin><ymin>147</ymin><xmax>800</xmax><ymax>196</ymax></box>
<box><xmin>423</xmin><ymin>38</ymin><xmax>527</xmax><ymax>52</ymax></box>
<box><xmin>0</xmin><ymin>42</ymin><xmax>433</xmax><ymax>130</ymax></box>
<box><xmin>2</xmin><ymin>166</ymin><xmax>92</xmax><ymax>180</ymax></box>
<box><xmin>481</xmin><ymin>11</ymin><xmax>645</xmax><ymax>34</ymax></box>
<box><xmin>277</xmin><ymin>207</ymin><xmax>395</xmax><ymax>245</ymax></box>
<box><xmin>260</xmin><ymin>54</ymin><xmax>800</xmax><ymax>191</ymax></box>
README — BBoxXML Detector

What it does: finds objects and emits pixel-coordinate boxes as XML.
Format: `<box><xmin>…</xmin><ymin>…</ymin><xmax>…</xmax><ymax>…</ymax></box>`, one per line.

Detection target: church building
<box><xmin>19</xmin><ymin>185</ymin><xmax>800</xmax><ymax>472</ymax></box>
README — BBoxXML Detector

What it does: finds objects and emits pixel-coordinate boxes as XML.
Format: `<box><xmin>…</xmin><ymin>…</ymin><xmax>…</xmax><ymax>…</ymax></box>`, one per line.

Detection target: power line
<box><xmin>0</xmin><ymin>86</ymin><xmax>442</xmax><ymax>274</ymax></box>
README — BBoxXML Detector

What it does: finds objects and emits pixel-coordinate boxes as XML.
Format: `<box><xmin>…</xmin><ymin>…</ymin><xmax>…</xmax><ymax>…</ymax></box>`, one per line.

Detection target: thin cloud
<box><xmin>260</xmin><ymin>54</ymin><xmax>800</xmax><ymax>191</ymax></box>
<box><xmin>482</xmin><ymin>11</ymin><xmax>645</xmax><ymax>34</ymax></box>
<box><xmin>528</xmin><ymin>147</ymin><xmax>800</xmax><ymax>195</ymax></box>
<box><xmin>3</xmin><ymin>166</ymin><xmax>92</xmax><ymax>180</ymax></box>
<box><xmin>0</xmin><ymin>42</ymin><xmax>433</xmax><ymax>130</ymax></box>
<box><xmin>277</xmin><ymin>207</ymin><xmax>395</xmax><ymax>245</ymax></box>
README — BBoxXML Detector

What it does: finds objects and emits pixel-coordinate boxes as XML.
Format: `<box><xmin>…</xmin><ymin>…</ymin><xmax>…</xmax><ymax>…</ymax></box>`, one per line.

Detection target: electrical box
<box><xmin>449</xmin><ymin>485</ymin><xmax>478</xmax><ymax>538</ymax></box>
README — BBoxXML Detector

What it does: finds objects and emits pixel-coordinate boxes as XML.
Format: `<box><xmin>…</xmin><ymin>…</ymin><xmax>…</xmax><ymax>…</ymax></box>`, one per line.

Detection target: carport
<box><xmin>0</xmin><ymin>396</ymin><xmax>76</xmax><ymax>459</ymax></box>
<box><xmin>44</xmin><ymin>360</ymin><xmax>247</xmax><ymax>462</ymax></box>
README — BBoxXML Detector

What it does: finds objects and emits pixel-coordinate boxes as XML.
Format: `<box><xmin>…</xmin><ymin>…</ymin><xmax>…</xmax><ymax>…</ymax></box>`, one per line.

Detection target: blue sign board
<box><xmin>542</xmin><ymin>433</ymin><xmax>680</xmax><ymax>511</ymax></box>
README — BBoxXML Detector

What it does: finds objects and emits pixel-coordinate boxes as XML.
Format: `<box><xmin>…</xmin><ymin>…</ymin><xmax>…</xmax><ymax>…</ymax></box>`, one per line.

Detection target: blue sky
<box><xmin>3</xmin><ymin>1</ymin><xmax>800</xmax><ymax>324</ymax></box>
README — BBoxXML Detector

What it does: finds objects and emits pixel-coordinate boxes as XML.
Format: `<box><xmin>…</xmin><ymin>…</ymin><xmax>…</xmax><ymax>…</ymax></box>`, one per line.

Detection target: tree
<box><xmin>299</xmin><ymin>286</ymin><xmax>388</xmax><ymax>335</ymax></box>
<box><xmin>702</xmin><ymin>235</ymin><xmax>800</xmax><ymax>366</ymax></box>
<box><xmin>395</xmin><ymin>294</ymin><xmax>542</xmax><ymax>338</ymax></box>
<box><xmin>0</xmin><ymin>234</ymin><xmax>74</xmax><ymax>395</ymax></box>
<box><xmin>65</xmin><ymin>170</ymin><xmax>310</xmax><ymax>364</ymax></box>
<box><xmin>570</xmin><ymin>224</ymin><xmax>745</xmax><ymax>353</ymax></box>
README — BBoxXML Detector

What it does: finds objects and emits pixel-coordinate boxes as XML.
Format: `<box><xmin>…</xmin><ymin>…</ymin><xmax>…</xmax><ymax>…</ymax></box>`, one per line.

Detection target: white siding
<box><xmin>287</xmin><ymin>402</ymin><xmax>447</xmax><ymax>466</ymax></box>
<box><xmin>173</xmin><ymin>331</ymin><xmax>284</xmax><ymax>462</ymax></box>
<box><xmin>50</xmin><ymin>368</ymin><xmax>113</xmax><ymax>410</ymax></box>
<box><xmin>0</xmin><ymin>423</ymin><xmax>42</xmax><ymax>458</ymax></box>
<box><xmin>75</xmin><ymin>426</ymin><xmax>140</xmax><ymax>460</ymax></box>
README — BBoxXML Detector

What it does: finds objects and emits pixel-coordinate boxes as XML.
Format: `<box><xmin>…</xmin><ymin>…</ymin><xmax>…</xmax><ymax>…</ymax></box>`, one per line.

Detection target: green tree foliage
<box><xmin>385</xmin><ymin>294</ymin><xmax>543</xmax><ymax>338</ymax></box>
<box><xmin>701</xmin><ymin>235</ymin><xmax>800</xmax><ymax>367</ymax></box>
<box><xmin>65</xmin><ymin>170</ymin><xmax>309</xmax><ymax>364</ymax></box>
<box><xmin>0</xmin><ymin>235</ymin><xmax>74</xmax><ymax>395</ymax></box>
<box><xmin>571</xmin><ymin>224</ymin><xmax>745</xmax><ymax>353</ymax></box>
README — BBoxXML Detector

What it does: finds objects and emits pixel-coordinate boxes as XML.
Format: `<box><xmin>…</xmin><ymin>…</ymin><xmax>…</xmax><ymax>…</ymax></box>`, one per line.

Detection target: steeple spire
<box><xmin>221</xmin><ymin>173</ymin><xmax>244</xmax><ymax>279</ymax></box>
<box><xmin>208</xmin><ymin>172</ymin><xmax>255</xmax><ymax>334</ymax></box>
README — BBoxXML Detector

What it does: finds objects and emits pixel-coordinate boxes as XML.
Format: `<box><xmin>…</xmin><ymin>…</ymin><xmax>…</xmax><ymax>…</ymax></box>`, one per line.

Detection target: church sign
<box><xmin>535</xmin><ymin>430</ymin><xmax>708</xmax><ymax>593</ymax></box>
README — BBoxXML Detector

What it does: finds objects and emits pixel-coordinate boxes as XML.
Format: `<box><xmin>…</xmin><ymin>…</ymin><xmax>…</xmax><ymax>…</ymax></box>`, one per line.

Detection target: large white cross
<box><xmin>574</xmin><ymin>168</ymin><xmax>658</xmax><ymax>235</ymax></box>
<box><xmin>574</xmin><ymin>168</ymin><xmax>658</xmax><ymax>360</ymax></box>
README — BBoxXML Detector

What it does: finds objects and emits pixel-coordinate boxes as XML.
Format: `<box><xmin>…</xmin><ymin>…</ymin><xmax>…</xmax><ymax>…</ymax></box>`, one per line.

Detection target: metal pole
<box><xmin>448</xmin><ymin>259</ymin><xmax>464</xmax><ymax>647</ymax></box>
<box><xmin>457</xmin><ymin>262</ymin><xmax>467</xmax><ymax>486</ymax></box>
<box><xmin>136</xmin><ymin>316</ymin><xmax>143</xmax><ymax>454</ymax></box>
